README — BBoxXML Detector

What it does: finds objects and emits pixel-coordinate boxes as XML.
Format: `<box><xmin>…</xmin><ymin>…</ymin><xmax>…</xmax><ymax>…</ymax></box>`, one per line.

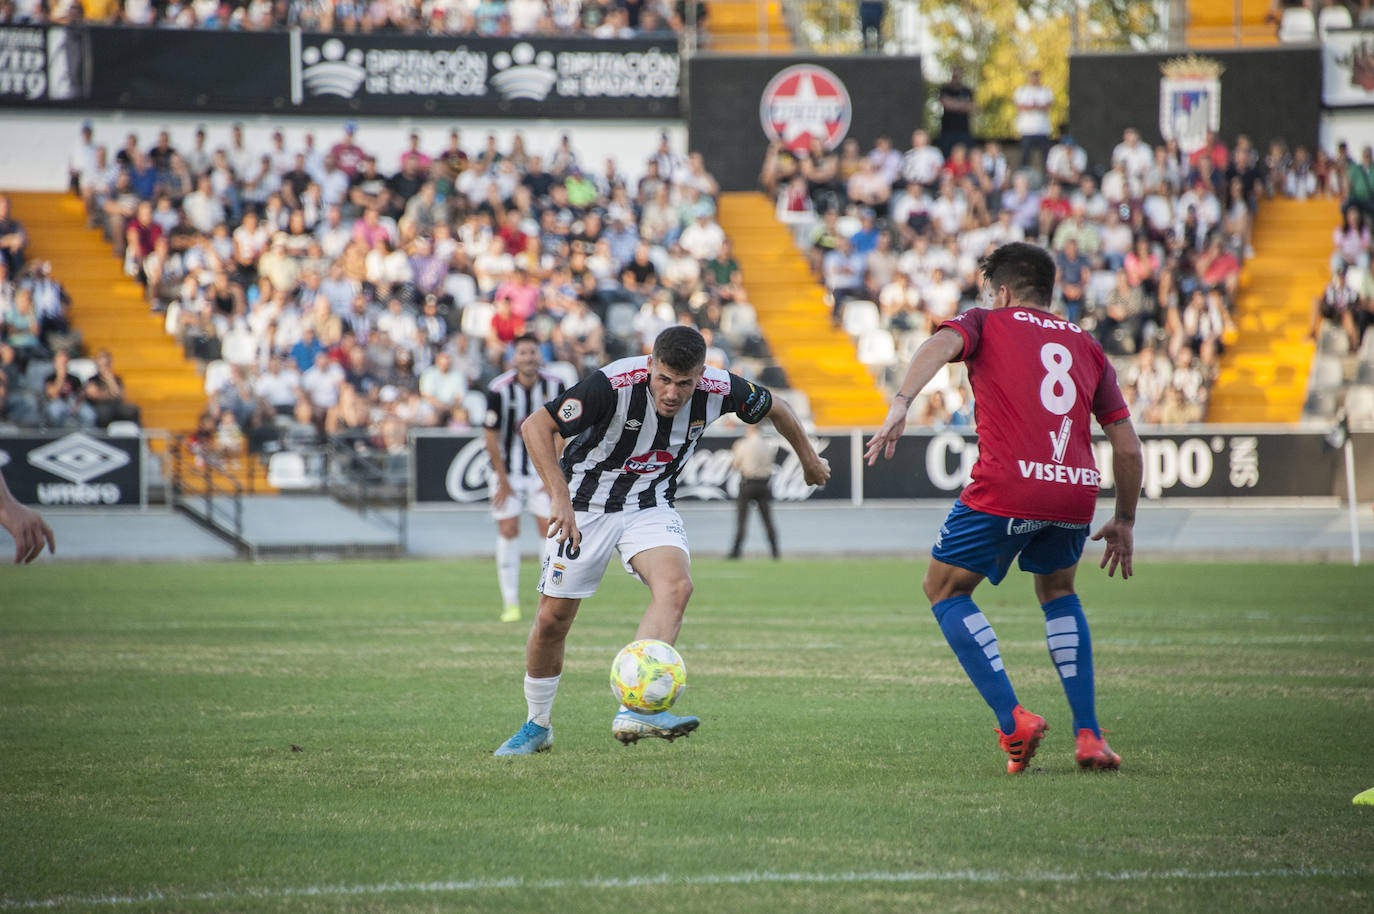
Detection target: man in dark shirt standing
<box><xmin>939</xmin><ymin>66</ymin><xmax>975</xmax><ymax>156</ymax></box>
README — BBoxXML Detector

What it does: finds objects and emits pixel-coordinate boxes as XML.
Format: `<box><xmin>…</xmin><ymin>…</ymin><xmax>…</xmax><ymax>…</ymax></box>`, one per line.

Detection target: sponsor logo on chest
<box><xmin>624</xmin><ymin>450</ymin><xmax>675</xmax><ymax>474</ymax></box>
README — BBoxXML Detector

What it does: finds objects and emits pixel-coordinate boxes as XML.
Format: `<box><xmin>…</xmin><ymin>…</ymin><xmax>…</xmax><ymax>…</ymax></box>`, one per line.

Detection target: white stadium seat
<box><xmin>841</xmin><ymin>300</ymin><xmax>881</xmax><ymax>338</ymax></box>
<box><xmin>267</xmin><ymin>451</ymin><xmax>315</xmax><ymax>489</ymax></box>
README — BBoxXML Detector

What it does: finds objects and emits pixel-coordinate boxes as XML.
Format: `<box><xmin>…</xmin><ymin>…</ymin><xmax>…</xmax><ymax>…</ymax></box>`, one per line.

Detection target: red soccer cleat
<box><xmin>996</xmin><ymin>705</ymin><xmax>1047</xmax><ymax>774</ymax></box>
<box><xmin>1075</xmin><ymin>729</ymin><xmax>1121</xmax><ymax>771</ymax></box>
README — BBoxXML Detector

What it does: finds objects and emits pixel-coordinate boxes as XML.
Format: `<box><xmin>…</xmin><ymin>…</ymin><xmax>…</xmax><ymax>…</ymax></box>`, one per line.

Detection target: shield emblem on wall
<box><xmin>1158</xmin><ymin>55</ymin><xmax>1224</xmax><ymax>156</ymax></box>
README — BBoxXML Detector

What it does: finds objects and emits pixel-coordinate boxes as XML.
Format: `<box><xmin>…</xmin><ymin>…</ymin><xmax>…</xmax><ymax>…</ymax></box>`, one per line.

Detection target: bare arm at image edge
<box><xmin>0</xmin><ymin>471</ymin><xmax>55</xmax><ymax>564</ymax></box>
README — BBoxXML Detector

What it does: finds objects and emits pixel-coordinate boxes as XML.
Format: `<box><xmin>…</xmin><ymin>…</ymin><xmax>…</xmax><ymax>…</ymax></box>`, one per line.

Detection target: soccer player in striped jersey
<box><xmin>483</xmin><ymin>335</ymin><xmax>567</xmax><ymax>622</ymax></box>
<box><xmin>866</xmin><ymin>242</ymin><xmax>1143</xmax><ymax>773</ymax></box>
<box><xmin>494</xmin><ymin>326</ymin><xmax>830</xmax><ymax>755</ymax></box>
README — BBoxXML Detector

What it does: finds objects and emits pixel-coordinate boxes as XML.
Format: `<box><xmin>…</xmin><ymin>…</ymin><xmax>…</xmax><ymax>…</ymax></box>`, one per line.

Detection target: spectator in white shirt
<box><xmin>1111</xmin><ymin>128</ymin><xmax>1153</xmax><ymax>186</ymax></box>
<box><xmin>678</xmin><ymin>208</ymin><xmax>726</xmax><ymax>261</ymax></box>
<box><xmin>182</xmin><ymin>175</ymin><xmax>226</xmax><ymax>235</ymax></box>
<box><xmin>1012</xmin><ymin>70</ymin><xmax>1054</xmax><ymax>173</ymax></box>
<box><xmin>300</xmin><ymin>350</ymin><xmax>344</xmax><ymax>416</ymax></box>
<box><xmin>1046</xmin><ymin>134</ymin><xmax>1087</xmax><ymax>190</ymax></box>
<box><xmin>901</xmin><ymin>129</ymin><xmax>945</xmax><ymax>190</ymax></box>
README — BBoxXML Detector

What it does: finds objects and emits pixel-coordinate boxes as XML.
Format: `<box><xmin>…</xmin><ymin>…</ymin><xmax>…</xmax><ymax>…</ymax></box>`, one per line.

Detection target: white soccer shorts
<box><xmin>537</xmin><ymin>505</ymin><xmax>691</xmax><ymax>599</ymax></box>
<box><xmin>489</xmin><ymin>475</ymin><xmax>552</xmax><ymax>522</ymax></box>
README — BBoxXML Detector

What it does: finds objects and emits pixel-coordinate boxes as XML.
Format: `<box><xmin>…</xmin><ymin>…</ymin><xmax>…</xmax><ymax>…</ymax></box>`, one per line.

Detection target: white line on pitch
<box><xmin>3</xmin><ymin>866</ymin><xmax>1365</xmax><ymax>909</ymax></box>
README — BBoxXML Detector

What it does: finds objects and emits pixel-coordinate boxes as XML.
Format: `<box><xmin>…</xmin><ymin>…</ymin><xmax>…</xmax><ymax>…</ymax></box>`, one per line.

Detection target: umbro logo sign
<box><xmin>625</xmin><ymin>419</ymin><xmax>642</xmax><ymax>430</ymax></box>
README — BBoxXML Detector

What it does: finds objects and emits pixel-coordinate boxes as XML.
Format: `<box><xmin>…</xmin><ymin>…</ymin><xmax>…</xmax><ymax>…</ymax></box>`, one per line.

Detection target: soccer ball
<box><xmin>609</xmin><ymin>639</ymin><xmax>687</xmax><ymax>712</ymax></box>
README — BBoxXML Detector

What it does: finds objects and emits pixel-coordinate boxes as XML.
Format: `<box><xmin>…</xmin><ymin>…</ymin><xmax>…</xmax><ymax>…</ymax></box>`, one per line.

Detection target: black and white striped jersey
<box><xmin>484</xmin><ymin>369</ymin><xmax>566</xmax><ymax>478</ymax></box>
<box><xmin>544</xmin><ymin>356</ymin><xmax>773</xmax><ymax>513</ymax></box>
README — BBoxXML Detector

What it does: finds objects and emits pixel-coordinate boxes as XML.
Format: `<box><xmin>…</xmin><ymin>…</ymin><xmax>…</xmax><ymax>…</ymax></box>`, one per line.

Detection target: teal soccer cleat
<box><xmin>612</xmin><ymin>709</ymin><xmax>700</xmax><ymax>745</ymax></box>
<box><xmin>494</xmin><ymin>720</ymin><xmax>553</xmax><ymax>756</ymax></box>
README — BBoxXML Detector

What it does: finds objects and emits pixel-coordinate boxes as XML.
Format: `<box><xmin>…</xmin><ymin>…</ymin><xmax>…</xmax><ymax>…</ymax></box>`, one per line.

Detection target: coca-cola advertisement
<box><xmin>410</xmin><ymin>432</ymin><xmax>852</xmax><ymax>504</ymax></box>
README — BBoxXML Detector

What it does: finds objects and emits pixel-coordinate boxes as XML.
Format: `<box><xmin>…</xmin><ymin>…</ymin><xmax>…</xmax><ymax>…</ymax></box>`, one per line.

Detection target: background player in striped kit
<box><xmin>483</xmin><ymin>335</ymin><xmax>566</xmax><ymax>622</ymax></box>
<box><xmin>865</xmin><ymin>242</ymin><xmax>1142</xmax><ymax>774</ymax></box>
<box><xmin>494</xmin><ymin>327</ymin><xmax>830</xmax><ymax>755</ymax></box>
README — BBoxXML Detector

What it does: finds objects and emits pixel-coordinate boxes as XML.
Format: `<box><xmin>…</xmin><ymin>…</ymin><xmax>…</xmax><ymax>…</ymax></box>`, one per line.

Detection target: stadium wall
<box><xmin>0</xmin><ymin>110</ymin><xmax>685</xmax><ymax>192</ymax></box>
<box><xmin>1068</xmin><ymin>47</ymin><xmax>1322</xmax><ymax>168</ymax></box>
<box><xmin>685</xmin><ymin>54</ymin><xmax>924</xmax><ymax>193</ymax></box>
<box><xmin>411</xmin><ymin>429</ymin><xmax>1374</xmax><ymax>506</ymax></box>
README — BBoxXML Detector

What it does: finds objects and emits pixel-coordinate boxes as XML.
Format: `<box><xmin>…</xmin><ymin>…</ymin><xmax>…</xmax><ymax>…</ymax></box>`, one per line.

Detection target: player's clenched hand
<box><xmin>546</xmin><ymin>494</ymin><xmax>580</xmax><ymax>548</ymax></box>
<box><xmin>863</xmin><ymin>402</ymin><xmax>909</xmax><ymax>466</ymax></box>
<box><xmin>491</xmin><ymin>476</ymin><xmax>513</xmax><ymax>510</ymax></box>
<box><xmin>803</xmin><ymin>457</ymin><xmax>831</xmax><ymax>487</ymax></box>
<box><xmin>0</xmin><ymin>499</ymin><xmax>55</xmax><ymax>564</ymax></box>
<box><xmin>1090</xmin><ymin>516</ymin><xmax>1134</xmax><ymax>580</ymax></box>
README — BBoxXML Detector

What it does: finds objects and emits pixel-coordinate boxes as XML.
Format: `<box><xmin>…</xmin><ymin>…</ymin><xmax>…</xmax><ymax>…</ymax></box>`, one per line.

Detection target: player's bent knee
<box><xmin>533</xmin><ymin>596</ymin><xmax>579</xmax><ymax>637</ymax></box>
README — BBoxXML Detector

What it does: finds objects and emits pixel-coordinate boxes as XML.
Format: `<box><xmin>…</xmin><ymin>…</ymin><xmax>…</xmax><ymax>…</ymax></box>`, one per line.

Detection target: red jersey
<box><xmin>940</xmin><ymin>306</ymin><xmax>1129</xmax><ymax>524</ymax></box>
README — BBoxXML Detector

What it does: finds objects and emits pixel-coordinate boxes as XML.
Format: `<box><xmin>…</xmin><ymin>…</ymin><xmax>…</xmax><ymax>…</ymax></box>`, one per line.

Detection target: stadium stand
<box><xmin>755</xmin><ymin>120</ymin><xmax>1363</xmax><ymax>429</ymax></box>
<box><xmin>32</xmin><ymin>0</ymin><xmax>707</xmax><ymax>37</ymax></box>
<box><xmin>7</xmin><ymin>119</ymin><xmax>825</xmax><ymax>494</ymax></box>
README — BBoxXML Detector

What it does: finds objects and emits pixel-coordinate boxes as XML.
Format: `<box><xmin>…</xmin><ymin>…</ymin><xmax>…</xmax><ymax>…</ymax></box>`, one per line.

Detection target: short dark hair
<box><xmin>512</xmin><ymin>333</ymin><xmax>540</xmax><ymax>349</ymax></box>
<box><xmin>652</xmin><ymin>326</ymin><xmax>707</xmax><ymax>373</ymax></box>
<box><xmin>978</xmin><ymin>242</ymin><xmax>1056</xmax><ymax>308</ymax></box>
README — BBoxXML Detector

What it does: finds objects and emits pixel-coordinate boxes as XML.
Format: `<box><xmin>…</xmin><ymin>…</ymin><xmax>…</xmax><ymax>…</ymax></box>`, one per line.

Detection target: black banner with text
<box><xmin>0</xmin><ymin>25</ymin><xmax>679</xmax><ymax>118</ymax></box>
<box><xmin>0</xmin><ymin>432</ymin><xmax>143</xmax><ymax>507</ymax></box>
<box><xmin>412</xmin><ymin>432</ymin><xmax>850</xmax><ymax>504</ymax></box>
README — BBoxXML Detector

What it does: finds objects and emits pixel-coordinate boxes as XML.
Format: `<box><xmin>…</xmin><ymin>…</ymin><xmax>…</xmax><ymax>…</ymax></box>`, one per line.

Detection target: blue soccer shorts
<box><xmin>931</xmin><ymin>500</ymin><xmax>1089</xmax><ymax>585</ymax></box>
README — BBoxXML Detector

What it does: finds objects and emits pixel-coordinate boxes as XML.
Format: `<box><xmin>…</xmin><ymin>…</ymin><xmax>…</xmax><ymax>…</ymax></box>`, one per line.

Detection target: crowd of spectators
<box><xmin>763</xmin><ymin>122</ymin><xmax>1334</xmax><ymax>427</ymax></box>
<box><xmin>0</xmin><ymin>0</ymin><xmax>707</xmax><ymax>37</ymax></box>
<box><xmin>63</xmin><ymin>120</ymin><xmax>766</xmax><ymax>461</ymax></box>
<box><xmin>1</xmin><ymin>194</ymin><xmax>145</xmax><ymax>431</ymax></box>
<box><xmin>1308</xmin><ymin>141</ymin><xmax>1374</xmax><ymax>425</ymax></box>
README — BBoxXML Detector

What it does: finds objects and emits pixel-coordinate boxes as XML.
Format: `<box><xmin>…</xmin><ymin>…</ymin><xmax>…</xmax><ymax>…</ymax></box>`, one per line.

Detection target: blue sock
<box><xmin>932</xmin><ymin>595</ymin><xmax>1019</xmax><ymax>734</ymax></box>
<box><xmin>1042</xmin><ymin>594</ymin><xmax>1098</xmax><ymax>737</ymax></box>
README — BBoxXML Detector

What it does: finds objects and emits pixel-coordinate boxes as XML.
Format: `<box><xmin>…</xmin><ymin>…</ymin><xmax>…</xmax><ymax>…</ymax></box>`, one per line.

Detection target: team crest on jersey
<box><xmin>558</xmin><ymin>399</ymin><xmax>583</xmax><ymax>422</ymax></box>
<box><xmin>688</xmin><ymin>419</ymin><xmax>705</xmax><ymax>440</ymax></box>
<box><xmin>624</xmin><ymin>450</ymin><xmax>674</xmax><ymax>474</ymax></box>
<box><xmin>610</xmin><ymin>368</ymin><xmax>649</xmax><ymax>389</ymax></box>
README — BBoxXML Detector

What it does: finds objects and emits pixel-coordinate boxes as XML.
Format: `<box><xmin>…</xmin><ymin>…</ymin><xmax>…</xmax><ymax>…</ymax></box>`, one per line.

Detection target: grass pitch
<box><xmin>1</xmin><ymin>558</ymin><xmax>1371</xmax><ymax>912</ymax></box>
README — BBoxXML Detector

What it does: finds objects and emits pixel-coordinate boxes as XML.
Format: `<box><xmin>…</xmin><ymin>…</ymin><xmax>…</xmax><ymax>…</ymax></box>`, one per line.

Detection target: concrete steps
<box><xmin>6</xmin><ymin>189</ymin><xmax>275</xmax><ymax>492</ymax></box>
<box><xmin>1206</xmin><ymin>197</ymin><xmax>1341</xmax><ymax>424</ymax></box>
<box><xmin>1186</xmin><ymin>0</ymin><xmax>1279</xmax><ymax>47</ymax></box>
<box><xmin>717</xmin><ymin>191</ymin><xmax>889</xmax><ymax>429</ymax></box>
<box><xmin>704</xmin><ymin>0</ymin><xmax>792</xmax><ymax>53</ymax></box>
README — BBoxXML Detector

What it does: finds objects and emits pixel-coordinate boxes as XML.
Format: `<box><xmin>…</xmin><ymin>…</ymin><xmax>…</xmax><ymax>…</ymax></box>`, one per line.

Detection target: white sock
<box><xmin>525</xmin><ymin>674</ymin><xmax>560</xmax><ymax>728</ymax></box>
<box><xmin>496</xmin><ymin>535</ymin><xmax>520</xmax><ymax>607</ymax></box>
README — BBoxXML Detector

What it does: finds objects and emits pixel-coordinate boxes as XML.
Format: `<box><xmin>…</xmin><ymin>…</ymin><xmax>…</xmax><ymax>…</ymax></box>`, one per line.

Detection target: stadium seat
<box><xmin>545</xmin><ymin>360</ymin><xmax>580</xmax><ymax>389</ymax></box>
<box><xmin>67</xmin><ymin>357</ymin><xmax>98</xmax><ymax>384</ymax></box>
<box><xmin>857</xmin><ymin>328</ymin><xmax>897</xmax><ymax>369</ymax></box>
<box><xmin>460</xmin><ymin>301</ymin><xmax>495</xmax><ymax>338</ymax></box>
<box><xmin>203</xmin><ymin>359</ymin><xmax>232</xmax><ymax>396</ymax></box>
<box><xmin>106</xmin><ymin>420</ymin><xmax>141</xmax><ymax>437</ymax></box>
<box><xmin>720</xmin><ymin>302</ymin><xmax>759</xmax><ymax>345</ymax></box>
<box><xmin>266</xmin><ymin>451</ymin><xmax>315</xmax><ymax>489</ymax></box>
<box><xmin>1309</xmin><ymin>354</ymin><xmax>1344</xmax><ymax>391</ymax></box>
<box><xmin>605</xmin><ymin>302</ymin><xmax>638</xmax><ymax>340</ymax></box>
<box><xmin>1345</xmin><ymin>385</ymin><xmax>1374</xmax><ymax>426</ymax></box>
<box><xmin>841</xmin><ymin>301</ymin><xmax>881</xmax><ymax>338</ymax></box>
<box><xmin>462</xmin><ymin>390</ymin><xmax>490</xmax><ymax>426</ymax></box>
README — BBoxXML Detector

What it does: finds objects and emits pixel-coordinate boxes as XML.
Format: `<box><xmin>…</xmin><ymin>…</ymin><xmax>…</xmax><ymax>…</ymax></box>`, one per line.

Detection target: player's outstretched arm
<box><xmin>1090</xmin><ymin>417</ymin><xmax>1142</xmax><ymax>579</ymax></box>
<box><xmin>864</xmin><ymin>328</ymin><xmax>964</xmax><ymax>465</ymax></box>
<box><xmin>765</xmin><ymin>396</ymin><xmax>830</xmax><ymax>487</ymax></box>
<box><xmin>520</xmin><ymin>409</ymin><xmax>579</xmax><ymax>547</ymax></box>
<box><xmin>0</xmin><ymin>470</ymin><xmax>55</xmax><ymax>564</ymax></box>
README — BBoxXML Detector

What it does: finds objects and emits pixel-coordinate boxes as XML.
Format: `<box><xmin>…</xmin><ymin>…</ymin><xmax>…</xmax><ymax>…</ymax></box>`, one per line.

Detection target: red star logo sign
<box><xmin>759</xmin><ymin>64</ymin><xmax>853</xmax><ymax>153</ymax></box>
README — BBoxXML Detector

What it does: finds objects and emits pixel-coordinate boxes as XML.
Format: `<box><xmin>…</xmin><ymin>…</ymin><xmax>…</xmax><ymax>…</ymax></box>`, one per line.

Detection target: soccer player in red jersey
<box><xmin>866</xmin><ymin>242</ymin><xmax>1143</xmax><ymax>773</ymax></box>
